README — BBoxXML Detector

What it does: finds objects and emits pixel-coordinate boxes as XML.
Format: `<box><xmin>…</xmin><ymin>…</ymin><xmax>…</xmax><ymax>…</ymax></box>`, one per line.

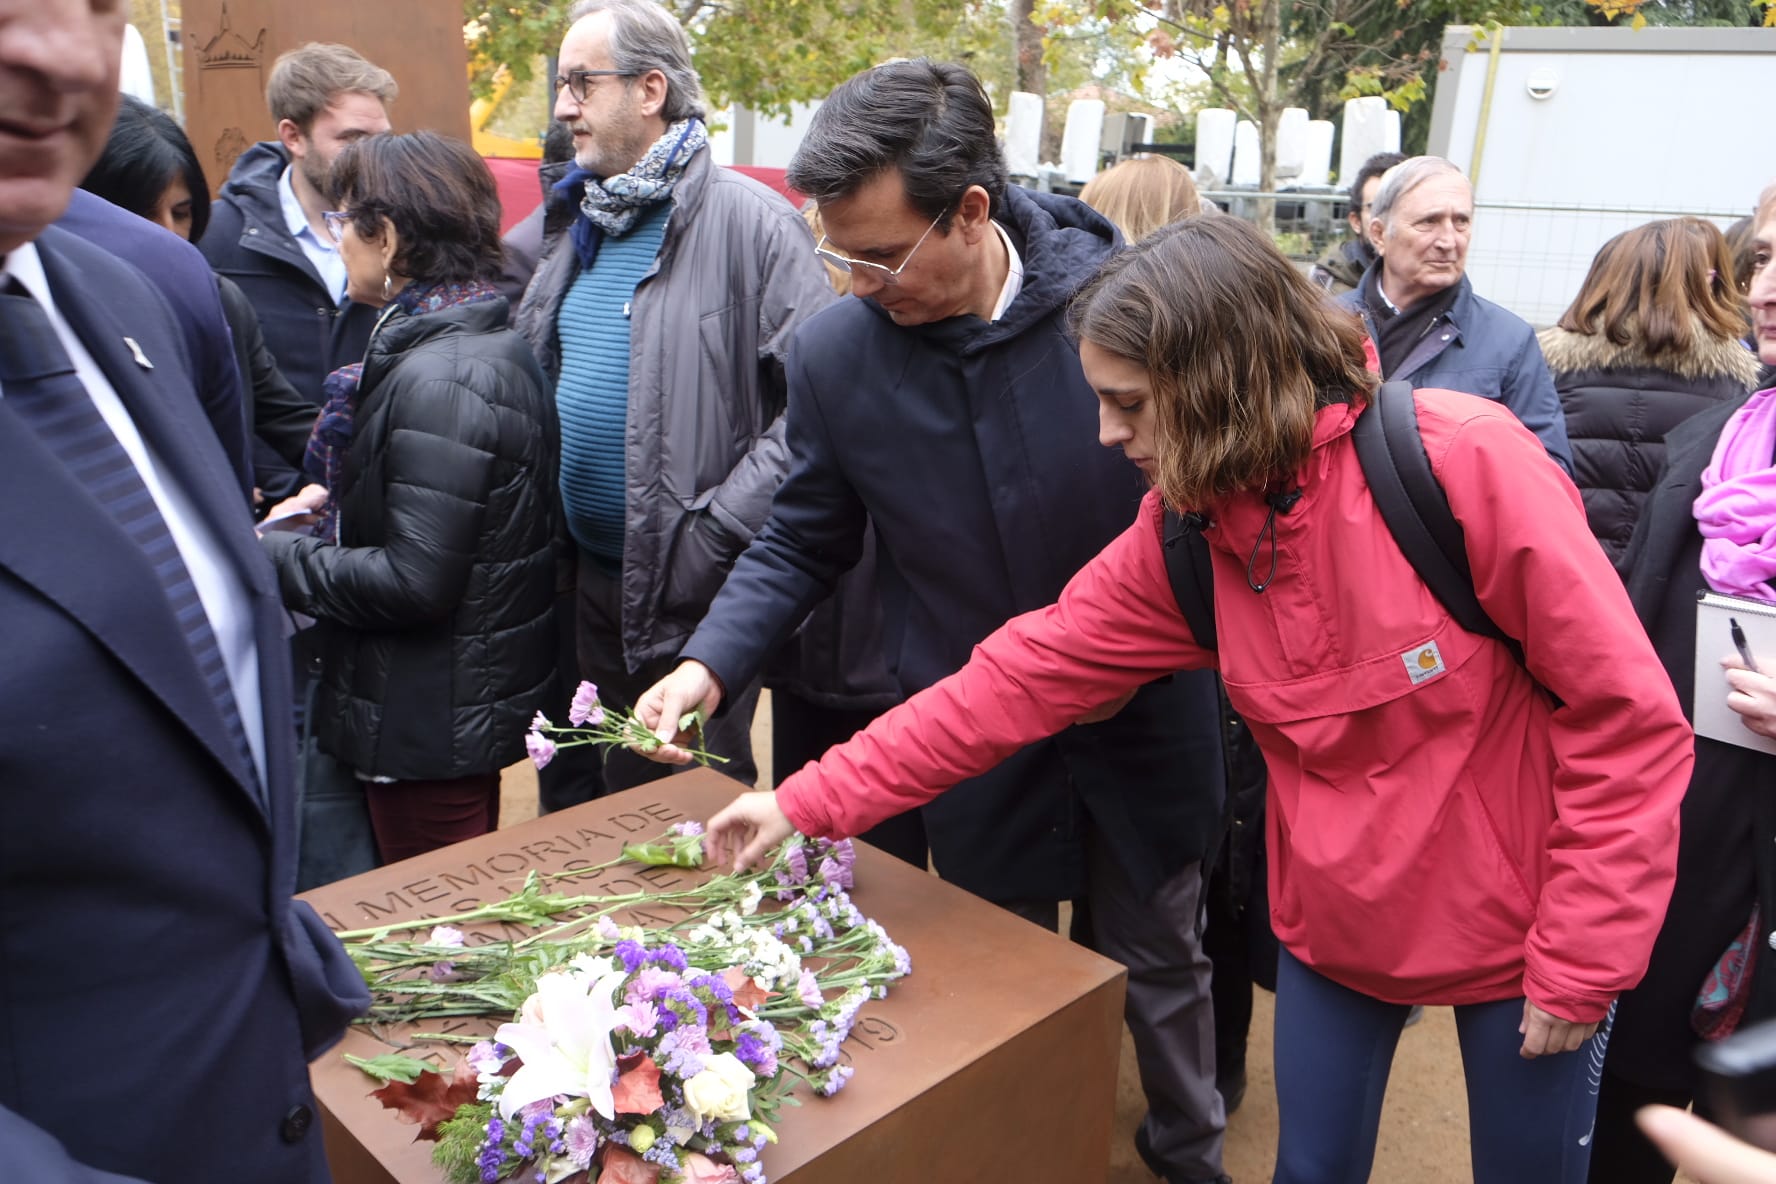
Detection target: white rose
<box><xmin>682</xmin><ymin>1052</ymin><xmax>757</xmax><ymax>1126</ymax></box>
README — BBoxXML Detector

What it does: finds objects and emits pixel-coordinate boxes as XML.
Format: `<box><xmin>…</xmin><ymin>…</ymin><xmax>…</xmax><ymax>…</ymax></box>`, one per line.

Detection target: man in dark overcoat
<box><xmin>633</xmin><ymin>59</ymin><xmax>1232</xmax><ymax>1184</ymax></box>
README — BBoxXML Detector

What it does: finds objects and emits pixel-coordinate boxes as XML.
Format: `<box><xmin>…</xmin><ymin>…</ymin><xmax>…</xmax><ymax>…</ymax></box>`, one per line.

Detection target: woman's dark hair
<box><xmin>786</xmin><ymin>59</ymin><xmax>1008</xmax><ymax>228</ymax></box>
<box><xmin>80</xmin><ymin>95</ymin><xmax>212</xmax><ymax>242</ymax></box>
<box><xmin>328</xmin><ymin>131</ymin><xmax>504</xmax><ymax>285</ymax></box>
<box><xmin>1070</xmin><ymin>215</ymin><xmax>1375</xmax><ymax>511</ymax></box>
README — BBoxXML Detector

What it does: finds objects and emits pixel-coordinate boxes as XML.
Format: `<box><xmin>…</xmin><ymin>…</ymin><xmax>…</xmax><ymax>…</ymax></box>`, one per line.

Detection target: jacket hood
<box><xmin>1538</xmin><ymin>323</ymin><xmax>1762</xmax><ymax>386</ymax></box>
<box><xmin>1315</xmin><ymin>238</ymin><xmax>1372</xmax><ymax>288</ymax></box>
<box><xmin>863</xmin><ymin>186</ymin><xmax>1119</xmax><ymax>355</ymax></box>
<box><xmin>218</xmin><ymin>141</ymin><xmax>292</xmax><ymax>217</ymax></box>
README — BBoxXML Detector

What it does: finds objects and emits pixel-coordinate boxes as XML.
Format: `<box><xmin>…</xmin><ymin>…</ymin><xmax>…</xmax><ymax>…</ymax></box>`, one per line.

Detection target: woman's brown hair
<box><xmin>1070</xmin><ymin>215</ymin><xmax>1374</xmax><ymax>511</ymax></box>
<box><xmin>1555</xmin><ymin>217</ymin><xmax>1746</xmax><ymax>352</ymax></box>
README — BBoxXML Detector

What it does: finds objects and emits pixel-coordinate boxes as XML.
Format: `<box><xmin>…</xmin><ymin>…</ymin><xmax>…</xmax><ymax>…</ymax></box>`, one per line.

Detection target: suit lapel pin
<box><xmin>123</xmin><ymin>337</ymin><xmax>154</xmax><ymax>370</ymax></box>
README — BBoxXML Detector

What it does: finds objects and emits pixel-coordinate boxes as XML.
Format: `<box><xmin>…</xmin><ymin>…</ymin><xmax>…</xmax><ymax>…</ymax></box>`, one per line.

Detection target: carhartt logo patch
<box><xmin>1402</xmin><ymin>640</ymin><xmax>1447</xmax><ymax>685</ymax></box>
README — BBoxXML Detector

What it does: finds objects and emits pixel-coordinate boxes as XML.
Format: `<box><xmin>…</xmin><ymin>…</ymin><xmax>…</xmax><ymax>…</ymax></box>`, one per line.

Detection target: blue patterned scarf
<box><xmin>304</xmin><ymin>278</ymin><xmax>503</xmax><ymax>542</ymax></box>
<box><xmin>557</xmin><ymin>118</ymin><xmax>707</xmax><ymax>270</ymax></box>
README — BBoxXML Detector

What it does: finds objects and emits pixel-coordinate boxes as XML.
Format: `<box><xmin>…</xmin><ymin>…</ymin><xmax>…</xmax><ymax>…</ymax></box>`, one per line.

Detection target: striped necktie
<box><xmin>0</xmin><ymin>281</ymin><xmax>262</xmax><ymax>798</ymax></box>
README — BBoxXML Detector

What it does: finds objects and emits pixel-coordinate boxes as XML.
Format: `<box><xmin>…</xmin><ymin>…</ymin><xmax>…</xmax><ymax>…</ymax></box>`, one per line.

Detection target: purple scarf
<box><xmin>1695</xmin><ymin>385</ymin><xmax>1776</xmax><ymax>600</ymax></box>
<box><xmin>304</xmin><ymin>278</ymin><xmax>502</xmax><ymax>542</ymax></box>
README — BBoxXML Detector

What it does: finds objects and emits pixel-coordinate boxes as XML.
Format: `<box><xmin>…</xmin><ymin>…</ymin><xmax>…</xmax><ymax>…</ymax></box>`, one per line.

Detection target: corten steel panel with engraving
<box><xmin>301</xmin><ymin>769</ymin><xmax>1127</xmax><ymax>1184</ymax></box>
<box><xmin>181</xmin><ymin>1</ymin><xmax>472</xmax><ymax>195</ymax></box>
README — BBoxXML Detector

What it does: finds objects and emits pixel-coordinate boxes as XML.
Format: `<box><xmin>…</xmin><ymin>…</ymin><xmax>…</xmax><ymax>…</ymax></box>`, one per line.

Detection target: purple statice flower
<box><xmin>771</xmin><ymin>870</ymin><xmax>796</xmax><ymax>901</ymax></box>
<box><xmin>808</xmin><ymin>1019</ymin><xmax>843</xmax><ymax>1069</ymax></box>
<box><xmin>783</xmin><ymin>843</ymin><xmax>809</xmax><ymax>883</ymax></box>
<box><xmin>818</xmin><ymin>1063</ymin><xmax>855</xmax><ymax>1097</ymax></box>
<box><xmin>742</xmin><ymin>1163</ymin><xmax>766</xmax><ymax>1184</ymax></box>
<box><xmin>618</xmin><ymin>999</ymin><xmax>661</xmax><ymax>1038</ymax></box>
<box><xmin>525</xmin><ymin>731</ymin><xmax>556</xmax><ymax>770</ymax></box>
<box><xmin>732</xmin><ymin>1144</ymin><xmax>758</xmax><ymax>1164</ymax></box>
<box><xmin>649</xmin><ymin>943</ymin><xmax>689</xmax><ymax>973</ymax></box>
<box><xmin>656</xmin><ymin>983</ymin><xmax>709</xmax><ymax>1034</ymax></box>
<box><xmin>734</xmin><ymin>1028</ymin><xmax>777</xmax><ymax>1078</ymax></box>
<box><xmin>478</xmin><ymin>1116</ymin><xmax>507</xmax><ymax>1184</ymax></box>
<box><xmin>687</xmin><ymin>972</ymin><xmax>739</xmax><ymax>1024</ymax></box>
<box><xmin>466</xmin><ymin>1040</ymin><xmax>510</xmax><ymax>1076</ymax></box>
<box><xmin>613</xmin><ymin>939</ymin><xmax>648</xmax><ymax>973</ymax></box>
<box><xmin>641</xmin><ymin>1139</ymin><xmax>682</xmax><ymax>1171</ymax></box>
<box><xmin>671</xmin><ymin>820</ymin><xmax>705</xmax><ymax>837</ymax></box>
<box><xmin>568</xmin><ymin>680</ymin><xmax>605</xmax><ymax>727</ymax></box>
<box><xmin>743</xmin><ymin>1019</ymin><xmax>782</xmax><ymax>1071</ymax></box>
<box><xmin>513</xmin><ymin>1104</ymin><xmax>552</xmax><ymax>1158</ymax></box>
<box><xmin>796</xmin><ymin>968</ymin><xmax>823</xmax><ymax>1010</ymax></box>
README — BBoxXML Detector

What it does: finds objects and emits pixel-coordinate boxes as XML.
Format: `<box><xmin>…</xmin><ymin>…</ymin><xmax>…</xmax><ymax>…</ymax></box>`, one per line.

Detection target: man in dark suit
<box><xmin>0</xmin><ymin>4</ymin><xmax>367</xmax><ymax>1182</ymax></box>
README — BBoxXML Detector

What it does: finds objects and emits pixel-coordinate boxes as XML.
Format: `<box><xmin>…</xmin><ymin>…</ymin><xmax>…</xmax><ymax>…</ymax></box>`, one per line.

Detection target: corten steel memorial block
<box><xmin>180</xmin><ymin>0</ymin><xmax>473</xmax><ymax>194</ymax></box>
<box><xmin>302</xmin><ymin>769</ymin><xmax>1128</xmax><ymax>1184</ymax></box>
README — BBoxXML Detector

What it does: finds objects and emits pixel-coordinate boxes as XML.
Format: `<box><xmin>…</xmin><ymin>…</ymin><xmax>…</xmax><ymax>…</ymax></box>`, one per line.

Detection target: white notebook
<box><xmin>1694</xmin><ymin>590</ymin><xmax>1776</xmax><ymax>755</ymax></box>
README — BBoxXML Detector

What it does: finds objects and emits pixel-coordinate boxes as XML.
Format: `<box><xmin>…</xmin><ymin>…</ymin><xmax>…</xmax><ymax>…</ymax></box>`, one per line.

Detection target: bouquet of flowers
<box><xmin>525</xmin><ymin>681</ymin><xmax>726</xmax><ymax>770</ymax></box>
<box><xmin>342</xmin><ymin>822</ymin><xmax>910</xmax><ymax>1184</ymax></box>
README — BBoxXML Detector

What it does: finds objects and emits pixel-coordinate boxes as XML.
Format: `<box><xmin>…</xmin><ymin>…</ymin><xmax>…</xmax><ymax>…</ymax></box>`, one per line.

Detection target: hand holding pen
<box><xmin>1725</xmin><ymin>617</ymin><xmax>1776</xmax><ymax>740</ymax></box>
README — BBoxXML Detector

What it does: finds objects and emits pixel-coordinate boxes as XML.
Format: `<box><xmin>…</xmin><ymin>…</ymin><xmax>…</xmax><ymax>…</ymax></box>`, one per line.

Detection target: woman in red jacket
<box><xmin>693</xmin><ymin>215</ymin><xmax>1693</xmax><ymax>1183</ymax></box>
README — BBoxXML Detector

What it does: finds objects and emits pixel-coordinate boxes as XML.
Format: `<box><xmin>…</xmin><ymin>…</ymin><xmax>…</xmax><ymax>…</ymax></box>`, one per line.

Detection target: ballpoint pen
<box><xmin>1730</xmin><ymin>618</ymin><xmax>1761</xmax><ymax>675</ymax></box>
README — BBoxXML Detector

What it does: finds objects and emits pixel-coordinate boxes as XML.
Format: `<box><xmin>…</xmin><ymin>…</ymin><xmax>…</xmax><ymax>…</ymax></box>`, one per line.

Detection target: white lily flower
<box><xmin>494</xmin><ymin>967</ymin><xmax>627</xmax><ymax>1121</ymax></box>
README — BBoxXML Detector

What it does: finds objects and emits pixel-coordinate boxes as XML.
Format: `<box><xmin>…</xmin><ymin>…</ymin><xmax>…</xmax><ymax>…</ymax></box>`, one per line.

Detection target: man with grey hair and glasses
<box><xmin>514</xmin><ymin>0</ymin><xmax>835</xmax><ymax>806</ymax></box>
<box><xmin>1336</xmin><ymin>155</ymin><xmax>1572</xmax><ymax>472</ymax></box>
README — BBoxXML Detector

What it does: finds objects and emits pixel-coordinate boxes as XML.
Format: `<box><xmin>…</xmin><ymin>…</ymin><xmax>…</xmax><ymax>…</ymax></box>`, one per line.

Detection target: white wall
<box><xmin>1432</xmin><ymin>26</ymin><xmax>1776</xmax><ymax>324</ymax></box>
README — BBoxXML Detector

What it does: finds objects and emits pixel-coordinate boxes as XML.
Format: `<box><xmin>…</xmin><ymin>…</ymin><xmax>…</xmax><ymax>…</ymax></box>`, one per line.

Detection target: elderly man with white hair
<box><xmin>1336</xmin><ymin>155</ymin><xmax>1572</xmax><ymax>472</ymax></box>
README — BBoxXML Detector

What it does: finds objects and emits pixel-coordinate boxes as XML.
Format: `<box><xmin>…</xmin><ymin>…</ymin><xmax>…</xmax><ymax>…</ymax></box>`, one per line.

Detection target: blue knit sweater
<box><xmin>556</xmin><ymin>202</ymin><xmax>672</xmax><ymax>561</ymax></box>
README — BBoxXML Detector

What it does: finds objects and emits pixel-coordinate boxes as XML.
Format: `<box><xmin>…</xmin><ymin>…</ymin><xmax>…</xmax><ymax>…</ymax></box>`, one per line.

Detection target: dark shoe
<box><xmin>1135</xmin><ymin>1123</ymin><xmax>1233</xmax><ymax>1184</ymax></box>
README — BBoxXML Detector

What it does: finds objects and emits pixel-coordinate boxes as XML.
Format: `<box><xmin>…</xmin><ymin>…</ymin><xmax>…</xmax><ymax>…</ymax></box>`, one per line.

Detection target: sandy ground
<box><xmin>493</xmin><ymin>691</ymin><xmax>1597</xmax><ymax>1184</ymax></box>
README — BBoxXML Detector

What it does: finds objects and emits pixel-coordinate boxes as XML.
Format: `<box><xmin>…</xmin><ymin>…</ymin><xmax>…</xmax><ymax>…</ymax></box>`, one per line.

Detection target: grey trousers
<box><xmin>1003</xmin><ymin>827</ymin><xmax>1224</xmax><ymax>1183</ymax></box>
<box><xmin>560</xmin><ymin>550</ymin><xmax>760</xmax><ymax>804</ymax></box>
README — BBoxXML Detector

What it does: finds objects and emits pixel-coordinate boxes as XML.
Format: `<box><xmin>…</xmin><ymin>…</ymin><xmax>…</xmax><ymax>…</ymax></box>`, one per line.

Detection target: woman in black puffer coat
<box><xmin>261</xmin><ymin>132</ymin><xmax>557</xmax><ymax>862</ymax></box>
<box><xmin>1539</xmin><ymin>217</ymin><xmax>1760</xmax><ymax>569</ymax></box>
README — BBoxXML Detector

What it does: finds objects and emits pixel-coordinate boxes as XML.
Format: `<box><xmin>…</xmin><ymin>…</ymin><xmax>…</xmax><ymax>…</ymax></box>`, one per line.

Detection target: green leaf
<box><xmin>345</xmin><ymin>1052</ymin><xmax>433</xmax><ymax>1084</ymax></box>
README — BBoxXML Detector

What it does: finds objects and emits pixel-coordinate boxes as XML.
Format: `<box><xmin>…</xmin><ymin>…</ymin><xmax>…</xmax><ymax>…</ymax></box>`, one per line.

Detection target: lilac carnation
<box><xmin>619</xmin><ymin>1000</ymin><xmax>661</xmax><ymax>1038</ymax></box>
<box><xmin>466</xmin><ymin>1040</ymin><xmax>510</xmax><ymax>1076</ymax></box>
<box><xmin>796</xmin><ymin>969</ymin><xmax>823</xmax><ymax>1010</ymax></box>
<box><xmin>568</xmin><ymin>680</ymin><xmax>605</xmax><ymax>727</ymax></box>
<box><xmin>671</xmin><ymin>820</ymin><xmax>705</xmax><ymax>837</ymax></box>
<box><xmin>525</xmin><ymin>731</ymin><xmax>556</xmax><ymax>769</ymax></box>
<box><xmin>784</xmin><ymin>843</ymin><xmax>809</xmax><ymax>883</ymax></box>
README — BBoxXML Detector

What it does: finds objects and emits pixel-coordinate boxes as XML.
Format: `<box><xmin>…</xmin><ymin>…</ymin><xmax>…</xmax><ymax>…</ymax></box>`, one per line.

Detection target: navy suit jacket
<box><xmin>0</xmin><ymin>226</ymin><xmax>367</xmax><ymax>1184</ymax></box>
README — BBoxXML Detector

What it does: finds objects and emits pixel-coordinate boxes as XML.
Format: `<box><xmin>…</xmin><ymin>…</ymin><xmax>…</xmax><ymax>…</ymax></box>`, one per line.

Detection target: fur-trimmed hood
<box><xmin>1538</xmin><ymin>323</ymin><xmax>1761</xmax><ymax>386</ymax></box>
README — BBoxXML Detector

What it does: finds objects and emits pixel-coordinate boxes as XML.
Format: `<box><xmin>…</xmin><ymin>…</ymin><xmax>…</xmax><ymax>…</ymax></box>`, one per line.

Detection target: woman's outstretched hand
<box><xmin>705</xmin><ymin>790</ymin><xmax>797</xmax><ymax>872</ymax></box>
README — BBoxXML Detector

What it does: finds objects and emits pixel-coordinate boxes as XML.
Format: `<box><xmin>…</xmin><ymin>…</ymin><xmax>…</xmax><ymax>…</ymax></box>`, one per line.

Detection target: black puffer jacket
<box><xmin>262</xmin><ymin>298</ymin><xmax>558</xmax><ymax>780</ymax></box>
<box><xmin>1540</xmin><ymin>324</ymin><xmax>1760</xmax><ymax>567</ymax></box>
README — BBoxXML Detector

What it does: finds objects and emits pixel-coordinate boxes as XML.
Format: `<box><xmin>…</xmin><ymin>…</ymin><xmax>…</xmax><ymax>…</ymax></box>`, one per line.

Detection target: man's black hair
<box><xmin>1348</xmin><ymin>150</ymin><xmax>1406</xmax><ymax>209</ymax></box>
<box><xmin>787</xmin><ymin>59</ymin><xmax>1008</xmax><ymax>227</ymax></box>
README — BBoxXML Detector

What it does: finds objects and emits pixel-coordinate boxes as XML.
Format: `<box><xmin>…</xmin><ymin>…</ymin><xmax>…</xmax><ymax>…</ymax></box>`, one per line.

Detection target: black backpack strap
<box><xmin>1161</xmin><ymin>507</ymin><xmax>1218</xmax><ymax>651</ymax></box>
<box><xmin>1352</xmin><ymin>381</ymin><xmax>1527</xmax><ymax>669</ymax></box>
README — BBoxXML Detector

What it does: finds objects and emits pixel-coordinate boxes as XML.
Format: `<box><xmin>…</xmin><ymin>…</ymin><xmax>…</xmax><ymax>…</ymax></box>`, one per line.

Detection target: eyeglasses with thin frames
<box><xmin>814</xmin><ymin>213</ymin><xmax>944</xmax><ymax>286</ymax></box>
<box><xmin>322</xmin><ymin>210</ymin><xmax>352</xmax><ymax>245</ymax></box>
<box><xmin>553</xmin><ymin>68</ymin><xmax>640</xmax><ymax>104</ymax></box>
